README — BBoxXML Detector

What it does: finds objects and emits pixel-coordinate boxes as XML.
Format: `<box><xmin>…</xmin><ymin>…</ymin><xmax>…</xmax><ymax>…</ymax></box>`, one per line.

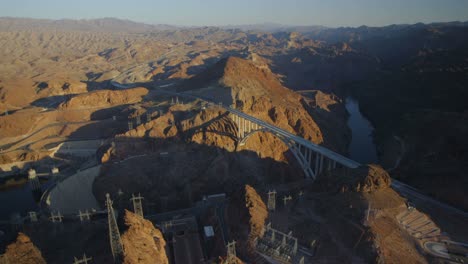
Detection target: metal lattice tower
<box><xmin>130</xmin><ymin>193</ymin><xmax>144</xmax><ymax>217</ymax></box>
<box><xmin>78</xmin><ymin>210</ymin><xmax>91</xmax><ymax>222</ymax></box>
<box><xmin>73</xmin><ymin>253</ymin><xmax>92</xmax><ymax>264</ymax></box>
<box><xmin>106</xmin><ymin>193</ymin><xmax>123</xmax><ymax>261</ymax></box>
<box><xmin>267</xmin><ymin>190</ymin><xmax>276</xmax><ymax>211</ymax></box>
<box><xmin>226</xmin><ymin>241</ymin><xmax>237</xmax><ymax>263</ymax></box>
<box><xmin>299</xmin><ymin>256</ymin><xmax>305</xmax><ymax>264</ymax></box>
<box><xmin>49</xmin><ymin>211</ymin><xmax>63</xmax><ymax>223</ymax></box>
<box><xmin>163</xmin><ymin>221</ymin><xmax>173</xmax><ymax>233</ymax></box>
<box><xmin>283</xmin><ymin>195</ymin><xmax>292</xmax><ymax>206</ymax></box>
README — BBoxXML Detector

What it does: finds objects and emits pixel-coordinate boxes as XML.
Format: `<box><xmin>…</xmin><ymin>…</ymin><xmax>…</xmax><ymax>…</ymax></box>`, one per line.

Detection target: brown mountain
<box><xmin>179</xmin><ymin>56</ymin><xmax>350</xmax><ymax>154</ymax></box>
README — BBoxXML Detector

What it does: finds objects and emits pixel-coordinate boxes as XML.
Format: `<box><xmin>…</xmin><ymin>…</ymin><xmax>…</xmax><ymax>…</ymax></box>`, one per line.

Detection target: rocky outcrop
<box><xmin>228</xmin><ymin>185</ymin><xmax>268</xmax><ymax>258</ymax></box>
<box><xmin>35</xmin><ymin>79</ymin><xmax>88</xmax><ymax>95</ymax></box>
<box><xmin>59</xmin><ymin>87</ymin><xmax>148</xmax><ymax>109</ymax></box>
<box><xmin>2</xmin><ymin>233</ymin><xmax>46</xmax><ymax>264</ymax></box>
<box><xmin>320</xmin><ymin>164</ymin><xmax>391</xmax><ymax>193</ymax></box>
<box><xmin>347</xmin><ymin>164</ymin><xmax>392</xmax><ymax>193</ymax></box>
<box><xmin>121</xmin><ymin>210</ymin><xmax>168</xmax><ymax>264</ymax></box>
<box><xmin>245</xmin><ymin>185</ymin><xmax>268</xmax><ymax>248</ymax></box>
<box><xmin>113</xmin><ymin>57</ymin><xmax>348</xmax><ymax>164</ymax></box>
<box><xmin>175</xmin><ymin>56</ymin><xmax>352</xmax><ymax>158</ymax></box>
<box><xmin>218</xmin><ymin>255</ymin><xmax>245</xmax><ymax>264</ymax></box>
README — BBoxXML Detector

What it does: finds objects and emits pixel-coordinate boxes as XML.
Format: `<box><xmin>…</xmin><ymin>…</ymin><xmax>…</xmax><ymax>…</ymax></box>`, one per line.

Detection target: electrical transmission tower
<box><xmin>73</xmin><ymin>253</ymin><xmax>92</xmax><ymax>264</ymax></box>
<box><xmin>267</xmin><ymin>190</ymin><xmax>276</xmax><ymax>211</ymax></box>
<box><xmin>130</xmin><ymin>193</ymin><xmax>144</xmax><ymax>217</ymax></box>
<box><xmin>78</xmin><ymin>210</ymin><xmax>91</xmax><ymax>222</ymax></box>
<box><xmin>299</xmin><ymin>256</ymin><xmax>305</xmax><ymax>264</ymax></box>
<box><xmin>49</xmin><ymin>211</ymin><xmax>63</xmax><ymax>223</ymax></box>
<box><xmin>283</xmin><ymin>195</ymin><xmax>292</xmax><ymax>206</ymax></box>
<box><xmin>224</xmin><ymin>241</ymin><xmax>237</xmax><ymax>264</ymax></box>
<box><xmin>106</xmin><ymin>193</ymin><xmax>123</xmax><ymax>261</ymax></box>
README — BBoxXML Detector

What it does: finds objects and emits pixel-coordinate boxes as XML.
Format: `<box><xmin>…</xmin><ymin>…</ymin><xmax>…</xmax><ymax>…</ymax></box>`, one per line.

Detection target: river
<box><xmin>0</xmin><ymin>178</ymin><xmax>52</xmax><ymax>221</ymax></box>
<box><xmin>345</xmin><ymin>97</ymin><xmax>379</xmax><ymax>164</ymax></box>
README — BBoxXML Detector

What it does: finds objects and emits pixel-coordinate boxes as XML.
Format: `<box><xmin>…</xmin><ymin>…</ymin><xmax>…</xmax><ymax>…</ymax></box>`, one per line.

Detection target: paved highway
<box><xmin>110</xmin><ymin>81</ymin><xmax>468</xmax><ymax>227</ymax></box>
<box><xmin>391</xmin><ymin>180</ymin><xmax>468</xmax><ymax>219</ymax></box>
<box><xmin>161</xmin><ymin>88</ymin><xmax>468</xmax><ymax>216</ymax></box>
<box><xmin>153</xmin><ymin>88</ymin><xmax>361</xmax><ymax>169</ymax></box>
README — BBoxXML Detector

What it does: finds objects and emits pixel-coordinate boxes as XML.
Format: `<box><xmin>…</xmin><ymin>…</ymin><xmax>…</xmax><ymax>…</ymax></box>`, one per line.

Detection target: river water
<box><xmin>345</xmin><ymin>97</ymin><xmax>379</xmax><ymax>164</ymax></box>
<box><xmin>0</xmin><ymin>178</ymin><xmax>51</xmax><ymax>221</ymax></box>
<box><xmin>0</xmin><ymin>97</ymin><xmax>377</xmax><ymax>221</ymax></box>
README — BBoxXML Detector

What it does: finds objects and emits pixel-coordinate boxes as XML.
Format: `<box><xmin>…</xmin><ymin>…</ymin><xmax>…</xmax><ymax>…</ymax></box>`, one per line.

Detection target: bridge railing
<box><xmin>225</xmin><ymin>106</ymin><xmax>361</xmax><ymax>169</ymax></box>
<box><xmin>154</xmin><ymin>88</ymin><xmax>361</xmax><ymax>169</ymax></box>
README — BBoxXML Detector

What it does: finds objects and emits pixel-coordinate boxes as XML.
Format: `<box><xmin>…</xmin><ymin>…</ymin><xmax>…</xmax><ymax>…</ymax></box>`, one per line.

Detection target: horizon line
<box><xmin>1</xmin><ymin>16</ymin><xmax>467</xmax><ymax>30</ymax></box>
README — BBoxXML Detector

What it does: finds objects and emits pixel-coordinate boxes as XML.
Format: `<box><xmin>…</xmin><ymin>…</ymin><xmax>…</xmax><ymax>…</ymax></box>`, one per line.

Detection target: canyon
<box><xmin>0</xmin><ymin>17</ymin><xmax>467</xmax><ymax>263</ymax></box>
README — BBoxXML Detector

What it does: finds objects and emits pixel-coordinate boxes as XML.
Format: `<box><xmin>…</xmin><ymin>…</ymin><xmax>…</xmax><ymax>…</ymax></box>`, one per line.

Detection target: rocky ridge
<box><xmin>121</xmin><ymin>210</ymin><xmax>169</xmax><ymax>264</ymax></box>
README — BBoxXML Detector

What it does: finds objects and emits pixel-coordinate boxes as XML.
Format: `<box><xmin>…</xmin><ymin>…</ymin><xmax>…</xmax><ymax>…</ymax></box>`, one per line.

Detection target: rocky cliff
<box><xmin>121</xmin><ymin>210</ymin><xmax>168</xmax><ymax>264</ymax></box>
<box><xmin>227</xmin><ymin>185</ymin><xmax>268</xmax><ymax>258</ymax></box>
<box><xmin>2</xmin><ymin>233</ymin><xmax>46</xmax><ymax>264</ymax></box>
<box><xmin>108</xmin><ymin>57</ymin><xmax>350</xmax><ymax>169</ymax></box>
<box><xmin>319</xmin><ymin>164</ymin><xmax>392</xmax><ymax>193</ymax></box>
<box><xmin>59</xmin><ymin>87</ymin><xmax>148</xmax><ymax>109</ymax></box>
<box><xmin>245</xmin><ymin>185</ymin><xmax>268</xmax><ymax>249</ymax></box>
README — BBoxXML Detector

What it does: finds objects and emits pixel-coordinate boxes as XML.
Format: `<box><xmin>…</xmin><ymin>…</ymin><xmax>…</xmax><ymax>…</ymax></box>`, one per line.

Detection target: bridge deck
<box><xmin>158</xmin><ymin>89</ymin><xmax>361</xmax><ymax>169</ymax></box>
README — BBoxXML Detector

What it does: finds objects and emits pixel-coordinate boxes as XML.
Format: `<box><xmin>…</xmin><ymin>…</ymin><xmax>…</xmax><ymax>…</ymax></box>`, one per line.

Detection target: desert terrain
<box><xmin>0</xmin><ymin>18</ymin><xmax>467</xmax><ymax>264</ymax></box>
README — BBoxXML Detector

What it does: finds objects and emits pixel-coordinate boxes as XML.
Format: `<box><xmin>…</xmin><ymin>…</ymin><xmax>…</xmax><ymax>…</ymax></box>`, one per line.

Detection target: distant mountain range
<box><xmin>1</xmin><ymin>17</ymin><xmax>467</xmax><ymax>37</ymax></box>
<box><xmin>0</xmin><ymin>17</ymin><xmax>178</xmax><ymax>32</ymax></box>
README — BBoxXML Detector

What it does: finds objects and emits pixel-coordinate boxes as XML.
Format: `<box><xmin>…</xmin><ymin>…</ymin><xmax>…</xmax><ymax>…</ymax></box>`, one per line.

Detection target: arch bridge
<box><xmin>159</xmin><ymin>90</ymin><xmax>361</xmax><ymax>180</ymax></box>
<box><xmin>227</xmin><ymin>107</ymin><xmax>360</xmax><ymax>179</ymax></box>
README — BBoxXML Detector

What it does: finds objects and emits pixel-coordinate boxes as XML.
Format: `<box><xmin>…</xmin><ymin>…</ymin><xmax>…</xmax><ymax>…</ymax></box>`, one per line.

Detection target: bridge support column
<box><xmin>243</xmin><ymin>118</ymin><xmax>246</xmax><ymax>137</ymax></box>
<box><xmin>239</xmin><ymin>117</ymin><xmax>243</xmax><ymax>139</ymax></box>
<box><xmin>234</xmin><ymin>115</ymin><xmax>239</xmax><ymax>139</ymax></box>
<box><xmin>315</xmin><ymin>154</ymin><xmax>320</xmax><ymax>174</ymax></box>
<box><xmin>319</xmin><ymin>154</ymin><xmax>324</xmax><ymax>174</ymax></box>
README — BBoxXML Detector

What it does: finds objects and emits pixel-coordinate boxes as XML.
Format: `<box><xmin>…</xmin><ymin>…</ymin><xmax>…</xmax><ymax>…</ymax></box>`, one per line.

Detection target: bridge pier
<box><xmin>225</xmin><ymin>109</ymin><xmax>359</xmax><ymax>180</ymax></box>
<box><xmin>320</xmin><ymin>154</ymin><xmax>324</xmax><ymax>174</ymax></box>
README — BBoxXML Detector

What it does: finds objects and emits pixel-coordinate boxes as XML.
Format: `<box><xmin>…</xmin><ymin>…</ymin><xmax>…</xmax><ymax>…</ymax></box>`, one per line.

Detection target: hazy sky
<box><xmin>2</xmin><ymin>0</ymin><xmax>468</xmax><ymax>27</ymax></box>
